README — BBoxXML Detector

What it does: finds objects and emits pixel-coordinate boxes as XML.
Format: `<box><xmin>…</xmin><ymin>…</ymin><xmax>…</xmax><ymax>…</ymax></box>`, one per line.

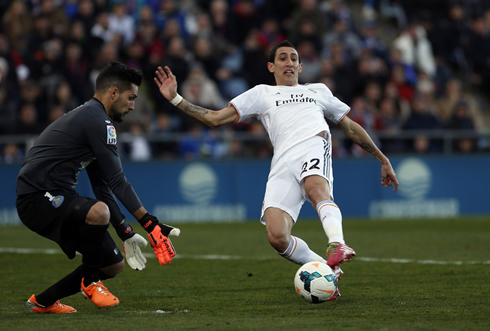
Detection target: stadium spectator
<box><xmin>412</xmin><ymin>134</ymin><xmax>431</xmax><ymax>154</ymax></box>
<box><xmin>432</xmin><ymin>4</ymin><xmax>471</xmax><ymax>73</ymax></box>
<box><xmin>63</xmin><ymin>42</ymin><xmax>91</xmax><ymax>102</ymax></box>
<box><xmin>47</xmin><ymin>104</ymin><xmax>66</xmax><ymax>123</ymax></box>
<box><xmin>134</xmin><ymin>21</ymin><xmax>165</xmax><ymax>65</ymax></box>
<box><xmin>35</xmin><ymin>0</ymin><xmax>70</xmax><ymax>39</ymax></box>
<box><xmin>296</xmin><ymin>40</ymin><xmax>321</xmax><ymax>84</ymax></box>
<box><xmin>447</xmin><ymin>100</ymin><xmax>478</xmax><ymax>153</ymax></box>
<box><xmin>136</xmin><ymin>4</ymin><xmax>156</xmax><ymax>26</ymax></box>
<box><xmin>230</xmin><ymin>0</ymin><xmax>262</xmax><ymax>45</ymax></box>
<box><xmin>154</xmin><ymin>40</ymin><xmax>399</xmax><ymax>302</ymax></box>
<box><xmin>324</xmin><ymin>0</ymin><xmax>357</xmax><ymax>32</ymax></box>
<box><xmin>150</xmin><ymin>112</ymin><xmax>179</xmax><ymax>159</ymax></box>
<box><xmin>71</xmin><ymin>0</ymin><xmax>96</xmax><ymax>37</ymax></box>
<box><xmin>323</xmin><ymin>18</ymin><xmax>362</xmax><ymax>62</ymax></box>
<box><xmin>108</xmin><ymin>2</ymin><xmax>135</xmax><ymax>47</ymax></box>
<box><xmin>241</xmin><ymin>30</ymin><xmax>274</xmax><ymax>87</ymax></box>
<box><xmin>153</xmin><ymin>35</ymin><xmax>189</xmax><ymax>94</ymax></box>
<box><xmin>209</xmin><ymin>0</ymin><xmax>238</xmax><ymax>46</ymax></box>
<box><xmin>392</xmin><ymin>22</ymin><xmax>436</xmax><ymax>77</ymax></box>
<box><xmin>1</xmin><ymin>141</ymin><xmax>24</xmax><ymax>164</ymax></box>
<box><xmin>91</xmin><ymin>11</ymin><xmax>115</xmax><ymax>43</ymax></box>
<box><xmin>329</xmin><ymin>41</ymin><xmax>358</xmax><ymax>104</ymax></box>
<box><xmin>181</xmin><ymin>63</ymin><xmax>225</xmax><ymax>112</ymax></box>
<box><xmin>436</xmin><ymin>79</ymin><xmax>483</xmax><ymax>131</ymax></box>
<box><xmin>290</xmin><ymin>18</ymin><xmax>322</xmax><ymax>54</ymax></box>
<box><xmin>25</xmin><ymin>14</ymin><xmax>55</xmax><ymax>66</ymax></box>
<box><xmin>124</xmin><ymin>122</ymin><xmax>152</xmax><ymax>162</ymax></box>
<box><xmin>383</xmin><ymin>81</ymin><xmax>410</xmax><ymax>121</ymax></box>
<box><xmin>190</xmin><ymin>12</ymin><xmax>217</xmax><ymax>49</ymax></box>
<box><xmin>464</xmin><ymin>15</ymin><xmax>490</xmax><ymax>88</ymax></box>
<box><xmin>18</xmin><ymin>79</ymin><xmax>44</xmax><ymax>118</ymax></box>
<box><xmin>2</xmin><ymin>0</ymin><xmax>33</xmax><ymax>52</ymax></box>
<box><xmin>0</xmin><ymin>86</ymin><xmax>16</xmax><ymax>133</ymax></box>
<box><xmin>162</xmin><ymin>18</ymin><xmax>185</xmax><ymax>48</ymax></box>
<box><xmin>192</xmin><ymin>37</ymin><xmax>221</xmax><ymax>82</ymax></box>
<box><xmin>179</xmin><ymin>122</ymin><xmax>219</xmax><ymax>159</ymax></box>
<box><xmin>403</xmin><ymin>96</ymin><xmax>444</xmax><ymax>153</ymax></box>
<box><xmin>375</xmin><ymin>97</ymin><xmax>404</xmax><ymax>154</ymax></box>
<box><xmin>290</xmin><ymin>0</ymin><xmax>327</xmax><ymax>40</ymax></box>
<box><xmin>256</xmin><ymin>18</ymin><xmax>287</xmax><ymax>51</ymax></box>
<box><xmin>52</xmin><ymin>81</ymin><xmax>79</xmax><ymax>112</ymax></box>
<box><xmin>389</xmin><ymin>63</ymin><xmax>416</xmax><ymax>102</ymax></box>
<box><xmin>155</xmin><ymin>0</ymin><xmax>192</xmax><ymax>42</ymax></box>
<box><xmin>359</xmin><ymin>20</ymin><xmax>388</xmax><ymax>62</ymax></box>
<box><xmin>215</xmin><ymin>54</ymin><xmax>250</xmax><ymax>100</ymax></box>
<box><xmin>354</xmin><ymin>51</ymin><xmax>389</xmax><ymax>97</ymax></box>
<box><xmin>11</xmin><ymin>103</ymin><xmax>45</xmax><ymax>135</ymax></box>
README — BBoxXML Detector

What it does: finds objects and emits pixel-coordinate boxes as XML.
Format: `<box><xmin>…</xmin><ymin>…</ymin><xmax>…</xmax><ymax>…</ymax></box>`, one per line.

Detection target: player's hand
<box><xmin>148</xmin><ymin>225</ymin><xmax>177</xmax><ymax>265</ymax></box>
<box><xmin>381</xmin><ymin>162</ymin><xmax>399</xmax><ymax>192</ymax></box>
<box><xmin>138</xmin><ymin>213</ymin><xmax>180</xmax><ymax>265</ymax></box>
<box><xmin>122</xmin><ymin>233</ymin><xmax>148</xmax><ymax>271</ymax></box>
<box><xmin>154</xmin><ymin>66</ymin><xmax>178</xmax><ymax>102</ymax></box>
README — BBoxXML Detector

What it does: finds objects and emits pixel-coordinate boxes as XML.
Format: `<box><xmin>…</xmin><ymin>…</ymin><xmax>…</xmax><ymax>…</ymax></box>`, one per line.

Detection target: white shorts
<box><xmin>260</xmin><ymin>135</ymin><xmax>333</xmax><ymax>224</ymax></box>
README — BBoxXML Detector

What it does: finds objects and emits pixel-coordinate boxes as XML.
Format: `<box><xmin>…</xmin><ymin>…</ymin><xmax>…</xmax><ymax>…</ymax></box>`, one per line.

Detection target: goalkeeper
<box><xmin>16</xmin><ymin>62</ymin><xmax>179</xmax><ymax>314</ymax></box>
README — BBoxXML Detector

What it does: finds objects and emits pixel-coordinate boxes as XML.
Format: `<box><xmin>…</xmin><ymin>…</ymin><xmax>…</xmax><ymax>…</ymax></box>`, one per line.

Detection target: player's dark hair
<box><xmin>95</xmin><ymin>62</ymin><xmax>143</xmax><ymax>93</ymax></box>
<box><xmin>268</xmin><ymin>40</ymin><xmax>300</xmax><ymax>64</ymax></box>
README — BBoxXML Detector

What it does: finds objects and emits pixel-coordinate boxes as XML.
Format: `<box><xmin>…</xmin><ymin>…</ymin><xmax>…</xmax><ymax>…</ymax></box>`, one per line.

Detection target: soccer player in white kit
<box><xmin>154</xmin><ymin>40</ymin><xmax>399</xmax><ymax>300</ymax></box>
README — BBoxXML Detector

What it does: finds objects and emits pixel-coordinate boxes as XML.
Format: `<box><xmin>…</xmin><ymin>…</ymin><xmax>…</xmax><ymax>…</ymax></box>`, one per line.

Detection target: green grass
<box><xmin>1</xmin><ymin>217</ymin><xmax>490</xmax><ymax>330</ymax></box>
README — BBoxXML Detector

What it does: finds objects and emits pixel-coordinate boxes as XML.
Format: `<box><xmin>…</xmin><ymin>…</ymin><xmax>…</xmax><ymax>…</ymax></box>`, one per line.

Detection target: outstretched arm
<box><xmin>338</xmin><ymin>116</ymin><xmax>399</xmax><ymax>192</ymax></box>
<box><xmin>154</xmin><ymin>66</ymin><xmax>238</xmax><ymax>128</ymax></box>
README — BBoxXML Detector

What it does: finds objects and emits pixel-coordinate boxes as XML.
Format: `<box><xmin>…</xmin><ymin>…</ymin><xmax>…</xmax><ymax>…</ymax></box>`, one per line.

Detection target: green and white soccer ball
<box><xmin>294</xmin><ymin>262</ymin><xmax>338</xmax><ymax>303</ymax></box>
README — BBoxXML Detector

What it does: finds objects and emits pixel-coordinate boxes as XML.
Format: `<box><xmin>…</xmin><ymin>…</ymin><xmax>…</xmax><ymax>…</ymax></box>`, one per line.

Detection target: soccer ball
<box><xmin>294</xmin><ymin>262</ymin><xmax>338</xmax><ymax>303</ymax></box>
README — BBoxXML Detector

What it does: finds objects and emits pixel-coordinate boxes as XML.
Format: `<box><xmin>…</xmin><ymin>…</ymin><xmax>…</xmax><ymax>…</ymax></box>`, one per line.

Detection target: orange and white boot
<box><xmin>81</xmin><ymin>278</ymin><xmax>119</xmax><ymax>308</ymax></box>
<box><xmin>26</xmin><ymin>294</ymin><xmax>77</xmax><ymax>313</ymax></box>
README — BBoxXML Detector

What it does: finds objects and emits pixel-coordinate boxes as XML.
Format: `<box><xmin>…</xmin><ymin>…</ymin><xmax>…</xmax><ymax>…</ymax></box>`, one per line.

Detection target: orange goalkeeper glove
<box><xmin>138</xmin><ymin>213</ymin><xmax>180</xmax><ymax>265</ymax></box>
<box><xmin>148</xmin><ymin>225</ymin><xmax>176</xmax><ymax>265</ymax></box>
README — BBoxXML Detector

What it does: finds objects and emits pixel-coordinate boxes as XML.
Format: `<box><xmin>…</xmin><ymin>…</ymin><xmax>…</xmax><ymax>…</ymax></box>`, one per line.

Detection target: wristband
<box><xmin>138</xmin><ymin>212</ymin><xmax>159</xmax><ymax>232</ymax></box>
<box><xmin>115</xmin><ymin>221</ymin><xmax>135</xmax><ymax>241</ymax></box>
<box><xmin>169</xmin><ymin>93</ymin><xmax>183</xmax><ymax>106</ymax></box>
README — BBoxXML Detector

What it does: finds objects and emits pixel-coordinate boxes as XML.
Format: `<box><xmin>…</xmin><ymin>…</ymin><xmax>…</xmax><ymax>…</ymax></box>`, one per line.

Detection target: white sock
<box><xmin>278</xmin><ymin>236</ymin><xmax>326</xmax><ymax>265</ymax></box>
<box><xmin>317</xmin><ymin>199</ymin><xmax>345</xmax><ymax>244</ymax></box>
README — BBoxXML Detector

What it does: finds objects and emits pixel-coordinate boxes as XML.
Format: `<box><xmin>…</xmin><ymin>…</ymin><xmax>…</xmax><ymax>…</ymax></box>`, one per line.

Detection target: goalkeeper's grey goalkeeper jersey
<box><xmin>16</xmin><ymin>98</ymin><xmax>142</xmax><ymax>220</ymax></box>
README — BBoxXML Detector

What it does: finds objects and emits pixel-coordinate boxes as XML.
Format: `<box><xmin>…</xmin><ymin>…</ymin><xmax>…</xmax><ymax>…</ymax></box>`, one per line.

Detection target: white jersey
<box><xmin>229</xmin><ymin>83</ymin><xmax>350</xmax><ymax>165</ymax></box>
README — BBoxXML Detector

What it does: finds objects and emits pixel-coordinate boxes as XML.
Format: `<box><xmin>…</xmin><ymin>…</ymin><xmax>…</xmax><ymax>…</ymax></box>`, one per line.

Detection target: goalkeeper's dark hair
<box><xmin>268</xmin><ymin>40</ymin><xmax>301</xmax><ymax>64</ymax></box>
<box><xmin>95</xmin><ymin>62</ymin><xmax>143</xmax><ymax>93</ymax></box>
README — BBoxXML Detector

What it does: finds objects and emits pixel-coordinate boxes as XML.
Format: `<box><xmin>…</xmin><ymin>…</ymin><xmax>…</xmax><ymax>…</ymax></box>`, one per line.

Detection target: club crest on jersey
<box><xmin>44</xmin><ymin>192</ymin><xmax>64</xmax><ymax>208</ymax></box>
<box><xmin>51</xmin><ymin>196</ymin><xmax>64</xmax><ymax>208</ymax></box>
<box><xmin>107</xmin><ymin>125</ymin><xmax>117</xmax><ymax>145</ymax></box>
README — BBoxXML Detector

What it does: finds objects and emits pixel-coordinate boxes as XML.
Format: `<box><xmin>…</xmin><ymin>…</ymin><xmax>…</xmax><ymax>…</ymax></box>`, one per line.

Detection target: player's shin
<box><xmin>277</xmin><ymin>236</ymin><xmax>326</xmax><ymax>265</ymax></box>
<box><xmin>79</xmin><ymin>223</ymin><xmax>109</xmax><ymax>284</ymax></box>
<box><xmin>317</xmin><ymin>200</ymin><xmax>344</xmax><ymax>244</ymax></box>
<box><xmin>34</xmin><ymin>265</ymin><xmax>87</xmax><ymax>307</ymax></box>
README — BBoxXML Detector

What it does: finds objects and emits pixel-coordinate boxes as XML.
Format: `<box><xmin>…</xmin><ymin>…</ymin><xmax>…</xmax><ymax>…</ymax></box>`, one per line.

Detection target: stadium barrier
<box><xmin>1</xmin><ymin>154</ymin><xmax>488</xmax><ymax>225</ymax></box>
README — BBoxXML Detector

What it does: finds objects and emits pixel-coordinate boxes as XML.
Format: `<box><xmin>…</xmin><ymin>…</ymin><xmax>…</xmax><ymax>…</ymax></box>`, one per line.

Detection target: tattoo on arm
<box><xmin>182</xmin><ymin>101</ymin><xmax>209</xmax><ymax>116</ymax></box>
<box><xmin>346</xmin><ymin>120</ymin><xmax>378</xmax><ymax>155</ymax></box>
<box><xmin>357</xmin><ymin>141</ymin><xmax>376</xmax><ymax>154</ymax></box>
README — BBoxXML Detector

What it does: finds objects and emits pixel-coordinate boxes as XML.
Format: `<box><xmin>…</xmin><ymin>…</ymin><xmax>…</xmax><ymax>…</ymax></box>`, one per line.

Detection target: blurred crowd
<box><xmin>0</xmin><ymin>0</ymin><xmax>490</xmax><ymax>163</ymax></box>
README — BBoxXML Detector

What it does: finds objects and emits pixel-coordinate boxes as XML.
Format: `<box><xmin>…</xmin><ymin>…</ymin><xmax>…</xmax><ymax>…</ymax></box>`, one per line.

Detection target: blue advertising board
<box><xmin>1</xmin><ymin>155</ymin><xmax>488</xmax><ymax>224</ymax></box>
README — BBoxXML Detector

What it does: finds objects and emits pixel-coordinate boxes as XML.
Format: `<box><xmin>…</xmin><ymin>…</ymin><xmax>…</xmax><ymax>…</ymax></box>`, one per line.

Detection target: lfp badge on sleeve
<box><xmin>107</xmin><ymin>126</ymin><xmax>117</xmax><ymax>145</ymax></box>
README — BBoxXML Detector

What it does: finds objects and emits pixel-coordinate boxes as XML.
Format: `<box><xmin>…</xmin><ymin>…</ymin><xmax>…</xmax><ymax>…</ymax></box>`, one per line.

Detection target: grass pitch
<box><xmin>1</xmin><ymin>217</ymin><xmax>489</xmax><ymax>330</ymax></box>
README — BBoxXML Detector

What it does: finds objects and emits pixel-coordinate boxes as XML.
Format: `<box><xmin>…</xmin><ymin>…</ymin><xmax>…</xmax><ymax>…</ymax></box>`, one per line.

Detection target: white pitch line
<box><xmin>1</xmin><ymin>247</ymin><xmax>489</xmax><ymax>265</ymax></box>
